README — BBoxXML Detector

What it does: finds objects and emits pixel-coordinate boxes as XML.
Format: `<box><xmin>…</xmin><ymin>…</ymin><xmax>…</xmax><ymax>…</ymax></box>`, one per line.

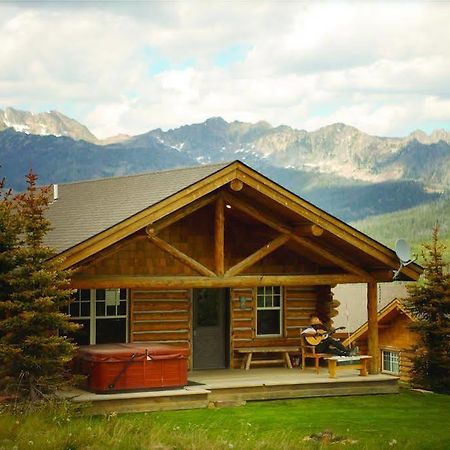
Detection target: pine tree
<box><xmin>0</xmin><ymin>171</ymin><xmax>79</xmax><ymax>400</ymax></box>
<box><xmin>0</xmin><ymin>176</ymin><xmax>21</xmax><ymax>332</ymax></box>
<box><xmin>405</xmin><ymin>224</ymin><xmax>450</xmax><ymax>393</ymax></box>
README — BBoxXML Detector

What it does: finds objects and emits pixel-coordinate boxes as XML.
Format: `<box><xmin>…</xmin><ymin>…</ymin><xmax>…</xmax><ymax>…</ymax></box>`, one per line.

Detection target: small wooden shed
<box><xmin>344</xmin><ymin>299</ymin><xmax>418</xmax><ymax>381</ymax></box>
<box><xmin>46</xmin><ymin>161</ymin><xmax>422</xmax><ymax>373</ymax></box>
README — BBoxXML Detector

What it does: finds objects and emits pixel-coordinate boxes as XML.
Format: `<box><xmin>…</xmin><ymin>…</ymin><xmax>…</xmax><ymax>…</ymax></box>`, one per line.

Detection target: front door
<box><xmin>192</xmin><ymin>288</ymin><xmax>228</xmax><ymax>369</ymax></box>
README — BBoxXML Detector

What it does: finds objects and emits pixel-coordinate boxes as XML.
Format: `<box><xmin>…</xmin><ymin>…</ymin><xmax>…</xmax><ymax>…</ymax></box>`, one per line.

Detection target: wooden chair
<box><xmin>300</xmin><ymin>334</ymin><xmax>329</xmax><ymax>374</ymax></box>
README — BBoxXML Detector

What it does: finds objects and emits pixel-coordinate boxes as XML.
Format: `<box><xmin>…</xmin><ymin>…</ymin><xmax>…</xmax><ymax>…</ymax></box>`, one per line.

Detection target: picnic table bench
<box><xmin>324</xmin><ymin>355</ymin><xmax>372</xmax><ymax>378</ymax></box>
<box><xmin>236</xmin><ymin>346</ymin><xmax>299</xmax><ymax>370</ymax></box>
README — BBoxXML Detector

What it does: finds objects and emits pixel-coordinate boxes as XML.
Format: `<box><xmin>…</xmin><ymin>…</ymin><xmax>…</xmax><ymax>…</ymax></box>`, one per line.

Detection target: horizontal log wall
<box><xmin>284</xmin><ymin>286</ymin><xmax>318</xmax><ymax>341</ymax></box>
<box><xmin>230</xmin><ymin>287</ymin><xmax>254</xmax><ymax>368</ymax></box>
<box><xmin>354</xmin><ymin>313</ymin><xmax>418</xmax><ymax>382</ymax></box>
<box><xmin>230</xmin><ymin>286</ymin><xmax>320</xmax><ymax>368</ymax></box>
<box><xmin>130</xmin><ymin>289</ymin><xmax>191</xmax><ymax>365</ymax></box>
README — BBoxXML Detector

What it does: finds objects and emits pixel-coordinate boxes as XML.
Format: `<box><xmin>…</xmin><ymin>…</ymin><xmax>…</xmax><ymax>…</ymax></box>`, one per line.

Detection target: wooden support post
<box><xmin>215</xmin><ymin>196</ymin><xmax>225</xmax><ymax>276</ymax></box>
<box><xmin>367</xmin><ymin>281</ymin><xmax>380</xmax><ymax>374</ymax></box>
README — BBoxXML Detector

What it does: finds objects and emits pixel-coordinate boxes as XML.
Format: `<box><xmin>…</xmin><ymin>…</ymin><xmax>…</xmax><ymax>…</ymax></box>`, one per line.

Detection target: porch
<box><xmin>65</xmin><ymin>367</ymin><xmax>399</xmax><ymax>415</ymax></box>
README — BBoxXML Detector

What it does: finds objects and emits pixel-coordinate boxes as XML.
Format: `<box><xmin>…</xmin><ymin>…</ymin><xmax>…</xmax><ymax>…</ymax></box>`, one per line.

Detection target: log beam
<box><xmin>223</xmin><ymin>192</ymin><xmax>374</xmax><ymax>281</ymax></box>
<box><xmin>296</xmin><ymin>224</ymin><xmax>324</xmax><ymax>237</ymax></box>
<box><xmin>72</xmin><ymin>273</ymin><xmax>368</xmax><ymax>289</ymax></box>
<box><xmin>225</xmin><ymin>234</ymin><xmax>290</xmax><ymax>277</ymax></box>
<box><xmin>146</xmin><ymin>193</ymin><xmax>218</xmax><ymax>235</ymax></box>
<box><xmin>215</xmin><ymin>196</ymin><xmax>225</xmax><ymax>275</ymax></box>
<box><xmin>367</xmin><ymin>281</ymin><xmax>380</xmax><ymax>374</ymax></box>
<box><xmin>146</xmin><ymin>231</ymin><xmax>216</xmax><ymax>277</ymax></box>
<box><xmin>230</xmin><ymin>179</ymin><xmax>244</xmax><ymax>191</ymax></box>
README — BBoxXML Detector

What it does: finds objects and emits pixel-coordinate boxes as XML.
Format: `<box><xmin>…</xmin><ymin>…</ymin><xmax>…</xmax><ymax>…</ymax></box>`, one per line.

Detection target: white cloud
<box><xmin>0</xmin><ymin>1</ymin><xmax>449</xmax><ymax>138</ymax></box>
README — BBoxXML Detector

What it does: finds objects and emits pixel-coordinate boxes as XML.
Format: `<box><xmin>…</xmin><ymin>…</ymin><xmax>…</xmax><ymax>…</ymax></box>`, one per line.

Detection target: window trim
<box><xmin>381</xmin><ymin>348</ymin><xmax>400</xmax><ymax>375</ymax></box>
<box><xmin>69</xmin><ymin>289</ymin><xmax>129</xmax><ymax>345</ymax></box>
<box><xmin>255</xmin><ymin>286</ymin><xmax>283</xmax><ymax>337</ymax></box>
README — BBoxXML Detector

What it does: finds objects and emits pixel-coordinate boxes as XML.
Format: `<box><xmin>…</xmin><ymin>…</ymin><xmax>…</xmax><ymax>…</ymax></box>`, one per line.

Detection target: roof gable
<box><xmin>345</xmin><ymin>299</ymin><xmax>416</xmax><ymax>345</ymax></box>
<box><xmin>48</xmin><ymin>160</ymin><xmax>423</xmax><ymax>281</ymax></box>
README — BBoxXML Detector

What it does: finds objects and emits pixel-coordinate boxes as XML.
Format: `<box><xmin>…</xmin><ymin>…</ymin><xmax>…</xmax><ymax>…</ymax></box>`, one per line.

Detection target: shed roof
<box><xmin>45</xmin><ymin>162</ymin><xmax>229</xmax><ymax>253</ymax></box>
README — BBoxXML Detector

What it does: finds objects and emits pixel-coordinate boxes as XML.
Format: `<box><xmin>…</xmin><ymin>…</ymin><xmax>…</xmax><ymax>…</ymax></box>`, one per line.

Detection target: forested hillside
<box><xmin>352</xmin><ymin>195</ymin><xmax>450</xmax><ymax>259</ymax></box>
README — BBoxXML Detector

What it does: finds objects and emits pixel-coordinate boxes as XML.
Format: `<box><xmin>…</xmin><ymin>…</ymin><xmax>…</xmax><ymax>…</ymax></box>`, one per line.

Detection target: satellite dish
<box><xmin>395</xmin><ymin>239</ymin><xmax>412</xmax><ymax>263</ymax></box>
<box><xmin>393</xmin><ymin>239</ymin><xmax>416</xmax><ymax>280</ymax></box>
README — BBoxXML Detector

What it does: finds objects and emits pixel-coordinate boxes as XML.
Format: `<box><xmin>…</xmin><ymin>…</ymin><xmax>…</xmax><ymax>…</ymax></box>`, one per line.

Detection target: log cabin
<box><xmin>45</xmin><ymin>160</ymin><xmax>423</xmax><ymax>374</ymax></box>
<box><xmin>343</xmin><ymin>299</ymin><xmax>418</xmax><ymax>381</ymax></box>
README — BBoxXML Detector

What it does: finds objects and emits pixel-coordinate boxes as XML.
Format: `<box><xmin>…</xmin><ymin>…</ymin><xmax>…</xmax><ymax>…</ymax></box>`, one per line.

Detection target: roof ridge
<box><xmin>52</xmin><ymin>161</ymin><xmax>236</xmax><ymax>187</ymax></box>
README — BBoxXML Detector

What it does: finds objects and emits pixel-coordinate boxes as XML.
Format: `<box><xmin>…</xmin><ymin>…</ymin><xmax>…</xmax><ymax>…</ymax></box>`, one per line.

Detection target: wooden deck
<box><xmin>63</xmin><ymin>367</ymin><xmax>399</xmax><ymax>415</ymax></box>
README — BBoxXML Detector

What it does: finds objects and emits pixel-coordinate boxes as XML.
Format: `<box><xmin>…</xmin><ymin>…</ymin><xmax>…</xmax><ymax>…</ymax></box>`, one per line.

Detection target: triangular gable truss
<box><xmin>59</xmin><ymin>161</ymin><xmax>422</xmax><ymax>285</ymax></box>
<box><xmin>344</xmin><ymin>298</ymin><xmax>416</xmax><ymax>345</ymax></box>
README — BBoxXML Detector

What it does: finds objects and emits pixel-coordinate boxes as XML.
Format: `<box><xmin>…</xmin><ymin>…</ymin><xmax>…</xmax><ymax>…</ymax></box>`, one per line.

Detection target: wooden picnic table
<box><xmin>324</xmin><ymin>355</ymin><xmax>372</xmax><ymax>378</ymax></box>
<box><xmin>236</xmin><ymin>346</ymin><xmax>299</xmax><ymax>370</ymax></box>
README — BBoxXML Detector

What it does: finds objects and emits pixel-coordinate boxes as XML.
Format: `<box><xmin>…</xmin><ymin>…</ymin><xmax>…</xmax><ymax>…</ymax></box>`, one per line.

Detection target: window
<box><xmin>67</xmin><ymin>289</ymin><xmax>128</xmax><ymax>345</ymax></box>
<box><xmin>256</xmin><ymin>286</ymin><xmax>282</xmax><ymax>336</ymax></box>
<box><xmin>382</xmin><ymin>350</ymin><xmax>400</xmax><ymax>374</ymax></box>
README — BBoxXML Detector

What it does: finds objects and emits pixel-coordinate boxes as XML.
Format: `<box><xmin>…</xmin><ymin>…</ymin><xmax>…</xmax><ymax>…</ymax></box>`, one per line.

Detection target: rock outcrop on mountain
<box><xmin>144</xmin><ymin>119</ymin><xmax>450</xmax><ymax>189</ymax></box>
<box><xmin>0</xmin><ymin>108</ymin><xmax>448</xmax><ymax>222</ymax></box>
<box><xmin>0</xmin><ymin>107</ymin><xmax>98</xmax><ymax>143</ymax></box>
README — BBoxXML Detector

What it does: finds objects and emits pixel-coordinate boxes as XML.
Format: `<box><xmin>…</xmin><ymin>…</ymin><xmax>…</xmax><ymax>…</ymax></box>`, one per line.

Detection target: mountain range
<box><xmin>1</xmin><ymin>107</ymin><xmax>449</xmax><ymax>223</ymax></box>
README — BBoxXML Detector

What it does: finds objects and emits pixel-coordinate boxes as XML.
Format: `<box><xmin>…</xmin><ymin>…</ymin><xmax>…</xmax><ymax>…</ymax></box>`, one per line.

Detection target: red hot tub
<box><xmin>74</xmin><ymin>343</ymin><xmax>189</xmax><ymax>393</ymax></box>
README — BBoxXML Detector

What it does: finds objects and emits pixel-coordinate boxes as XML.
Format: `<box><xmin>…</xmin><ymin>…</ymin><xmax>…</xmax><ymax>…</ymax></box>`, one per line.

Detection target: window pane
<box><xmin>80</xmin><ymin>302</ymin><xmax>90</xmax><ymax>317</ymax></box>
<box><xmin>80</xmin><ymin>289</ymin><xmax>90</xmax><ymax>301</ymax></box>
<box><xmin>120</xmin><ymin>289</ymin><xmax>127</xmax><ymax>300</ymax></box>
<box><xmin>273</xmin><ymin>297</ymin><xmax>281</xmax><ymax>307</ymax></box>
<box><xmin>96</xmin><ymin>318</ymin><xmax>126</xmax><ymax>344</ymax></box>
<box><xmin>96</xmin><ymin>289</ymin><xmax>106</xmax><ymax>301</ymax></box>
<box><xmin>273</xmin><ymin>286</ymin><xmax>280</xmax><ymax>295</ymax></box>
<box><xmin>257</xmin><ymin>296</ymin><xmax>264</xmax><ymax>308</ymax></box>
<box><xmin>69</xmin><ymin>302</ymin><xmax>80</xmax><ymax>317</ymax></box>
<box><xmin>257</xmin><ymin>310</ymin><xmax>281</xmax><ymax>335</ymax></box>
<box><xmin>96</xmin><ymin>301</ymin><xmax>105</xmax><ymax>317</ymax></box>
<box><xmin>117</xmin><ymin>301</ymin><xmax>127</xmax><ymax>316</ymax></box>
<box><xmin>383</xmin><ymin>351</ymin><xmax>399</xmax><ymax>374</ymax></box>
<box><xmin>391</xmin><ymin>353</ymin><xmax>399</xmax><ymax>373</ymax></box>
<box><xmin>106</xmin><ymin>305</ymin><xmax>116</xmax><ymax>316</ymax></box>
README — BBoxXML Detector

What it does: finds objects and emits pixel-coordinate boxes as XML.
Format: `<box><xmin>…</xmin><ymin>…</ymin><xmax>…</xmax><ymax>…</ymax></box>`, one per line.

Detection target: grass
<box><xmin>1</xmin><ymin>389</ymin><xmax>449</xmax><ymax>449</ymax></box>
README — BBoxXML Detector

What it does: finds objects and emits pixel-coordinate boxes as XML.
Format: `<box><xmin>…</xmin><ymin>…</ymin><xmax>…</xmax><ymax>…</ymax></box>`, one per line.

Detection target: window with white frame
<box><xmin>382</xmin><ymin>349</ymin><xmax>400</xmax><ymax>374</ymax></box>
<box><xmin>67</xmin><ymin>289</ymin><xmax>128</xmax><ymax>345</ymax></box>
<box><xmin>256</xmin><ymin>286</ymin><xmax>282</xmax><ymax>336</ymax></box>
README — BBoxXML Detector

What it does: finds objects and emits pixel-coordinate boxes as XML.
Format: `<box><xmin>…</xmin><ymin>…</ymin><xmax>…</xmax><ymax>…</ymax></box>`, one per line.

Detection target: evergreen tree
<box><xmin>0</xmin><ymin>171</ymin><xmax>79</xmax><ymax>400</ymax></box>
<box><xmin>0</xmin><ymin>176</ymin><xmax>21</xmax><ymax>331</ymax></box>
<box><xmin>406</xmin><ymin>224</ymin><xmax>450</xmax><ymax>393</ymax></box>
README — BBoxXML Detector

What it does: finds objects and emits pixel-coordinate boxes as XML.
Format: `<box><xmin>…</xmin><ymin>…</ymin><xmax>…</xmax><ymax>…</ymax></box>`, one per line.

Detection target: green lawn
<box><xmin>1</xmin><ymin>389</ymin><xmax>449</xmax><ymax>449</ymax></box>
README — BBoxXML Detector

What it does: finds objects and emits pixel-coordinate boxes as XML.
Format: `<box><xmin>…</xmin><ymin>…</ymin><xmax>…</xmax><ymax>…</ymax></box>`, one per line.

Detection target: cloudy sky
<box><xmin>1</xmin><ymin>1</ymin><xmax>449</xmax><ymax>138</ymax></box>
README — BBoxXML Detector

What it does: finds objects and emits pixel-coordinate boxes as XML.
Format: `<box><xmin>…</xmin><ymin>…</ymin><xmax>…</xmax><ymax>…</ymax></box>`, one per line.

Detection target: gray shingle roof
<box><xmin>45</xmin><ymin>162</ymin><xmax>230</xmax><ymax>253</ymax></box>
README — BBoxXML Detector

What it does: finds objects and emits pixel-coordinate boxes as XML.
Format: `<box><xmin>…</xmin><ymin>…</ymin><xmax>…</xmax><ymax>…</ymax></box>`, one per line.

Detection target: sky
<box><xmin>1</xmin><ymin>0</ymin><xmax>449</xmax><ymax>139</ymax></box>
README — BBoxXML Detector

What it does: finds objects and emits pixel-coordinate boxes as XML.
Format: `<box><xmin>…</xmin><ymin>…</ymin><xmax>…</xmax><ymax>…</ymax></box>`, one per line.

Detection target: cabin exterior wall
<box><xmin>352</xmin><ymin>314</ymin><xmax>417</xmax><ymax>381</ymax></box>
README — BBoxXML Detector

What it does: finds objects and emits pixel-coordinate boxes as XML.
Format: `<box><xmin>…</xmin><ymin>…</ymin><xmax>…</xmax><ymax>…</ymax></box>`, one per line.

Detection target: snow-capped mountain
<box><xmin>144</xmin><ymin>117</ymin><xmax>450</xmax><ymax>189</ymax></box>
<box><xmin>0</xmin><ymin>107</ymin><xmax>98</xmax><ymax>143</ymax></box>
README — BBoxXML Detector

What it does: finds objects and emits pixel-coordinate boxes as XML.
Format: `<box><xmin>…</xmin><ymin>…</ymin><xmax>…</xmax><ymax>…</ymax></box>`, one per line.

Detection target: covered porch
<box><xmin>65</xmin><ymin>367</ymin><xmax>399</xmax><ymax>415</ymax></box>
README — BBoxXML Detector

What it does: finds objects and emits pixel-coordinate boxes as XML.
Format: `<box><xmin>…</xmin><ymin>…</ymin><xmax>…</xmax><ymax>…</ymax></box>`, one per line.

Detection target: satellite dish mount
<box><xmin>393</xmin><ymin>239</ymin><xmax>416</xmax><ymax>280</ymax></box>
